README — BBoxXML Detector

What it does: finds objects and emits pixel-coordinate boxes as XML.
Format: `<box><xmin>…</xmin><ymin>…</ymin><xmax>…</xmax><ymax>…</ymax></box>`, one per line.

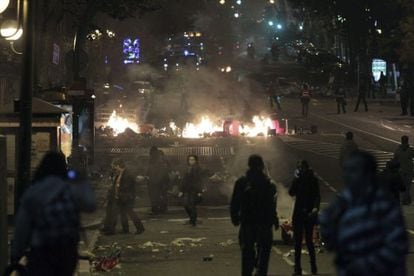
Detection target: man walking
<box><xmin>335</xmin><ymin>87</ymin><xmax>347</xmax><ymax>114</ymax></box>
<box><xmin>354</xmin><ymin>79</ymin><xmax>368</xmax><ymax>112</ymax></box>
<box><xmin>393</xmin><ymin>136</ymin><xmax>414</xmax><ymax>205</ymax></box>
<box><xmin>320</xmin><ymin>151</ymin><xmax>408</xmax><ymax>276</ymax></box>
<box><xmin>113</xmin><ymin>158</ymin><xmax>145</xmax><ymax>234</ymax></box>
<box><xmin>339</xmin><ymin>132</ymin><xmax>359</xmax><ymax>167</ymax></box>
<box><xmin>289</xmin><ymin>160</ymin><xmax>320</xmax><ymax>275</ymax></box>
<box><xmin>231</xmin><ymin>155</ymin><xmax>279</xmax><ymax>276</ymax></box>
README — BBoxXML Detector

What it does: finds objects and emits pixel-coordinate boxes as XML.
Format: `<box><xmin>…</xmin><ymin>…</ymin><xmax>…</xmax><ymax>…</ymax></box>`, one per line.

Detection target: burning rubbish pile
<box><xmin>98</xmin><ymin>110</ymin><xmax>286</xmax><ymax>139</ymax></box>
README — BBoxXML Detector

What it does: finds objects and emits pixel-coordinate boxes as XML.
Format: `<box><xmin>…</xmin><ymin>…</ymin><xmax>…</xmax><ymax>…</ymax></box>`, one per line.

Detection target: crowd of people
<box><xmin>7</xmin><ymin>131</ymin><xmax>412</xmax><ymax>275</ymax></box>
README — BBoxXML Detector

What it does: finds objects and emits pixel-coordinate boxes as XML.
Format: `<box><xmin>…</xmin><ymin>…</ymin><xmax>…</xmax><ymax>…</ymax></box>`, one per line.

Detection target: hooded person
<box><xmin>393</xmin><ymin>135</ymin><xmax>414</xmax><ymax>205</ymax></box>
<box><xmin>11</xmin><ymin>151</ymin><xmax>96</xmax><ymax>276</ymax></box>
<box><xmin>289</xmin><ymin>160</ymin><xmax>320</xmax><ymax>275</ymax></box>
<box><xmin>230</xmin><ymin>154</ymin><xmax>279</xmax><ymax>276</ymax></box>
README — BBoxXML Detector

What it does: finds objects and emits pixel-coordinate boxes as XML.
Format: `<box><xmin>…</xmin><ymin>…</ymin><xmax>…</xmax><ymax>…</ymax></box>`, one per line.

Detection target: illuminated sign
<box><xmin>123</xmin><ymin>38</ymin><xmax>140</xmax><ymax>64</ymax></box>
<box><xmin>372</xmin><ymin>59</ymin><xmax>386</xmax><ymax>82</ymax></box>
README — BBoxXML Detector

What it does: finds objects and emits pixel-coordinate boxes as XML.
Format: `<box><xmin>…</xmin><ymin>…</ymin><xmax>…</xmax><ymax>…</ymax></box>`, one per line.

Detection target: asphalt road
<box><xmin>90</xmin><ymin>94</ymin><xmax>414</xmax><ymax>276</ymax></box>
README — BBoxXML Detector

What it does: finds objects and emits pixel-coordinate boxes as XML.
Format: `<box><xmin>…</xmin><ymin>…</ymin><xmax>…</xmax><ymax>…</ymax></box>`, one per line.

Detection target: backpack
<box><xmin>32</xmin><ymin>186</ymin><xmax>80</xmax><ymax>247</ymax></box>
<box><xmin>240</xmin><ymin>178</ymin><xmax>275</xmax><ymax>225</ymax></box>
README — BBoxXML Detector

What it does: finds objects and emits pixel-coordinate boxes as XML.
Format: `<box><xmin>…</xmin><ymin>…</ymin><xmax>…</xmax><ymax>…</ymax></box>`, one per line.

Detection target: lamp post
<box><xmin>0</xmin><ymin>0</ymin><xmax>34</xmax><ymax>213</ymax></box>
<box><xmin>16</xmin><ymin>0</ymin><xmax>35</xmax><ymax>213</ymax></box>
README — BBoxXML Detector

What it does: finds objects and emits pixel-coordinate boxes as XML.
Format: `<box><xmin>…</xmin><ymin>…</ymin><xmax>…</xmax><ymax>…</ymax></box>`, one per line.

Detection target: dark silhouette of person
<box><xmin>179</xmin><ymin>155</ymin><xmax>203</xmax><ymax>226</ymax></box>
<box><xmin>113</xmin><ymin>158</ymin><xmax>145</xmax><ymax>234</ymax></box>
<box><xmin>320</xmin><ymin>151</ymin><xmax>408</xmax><ymax>275</ymax></box>
<box><xmin>393</xmin><ymin>135</ymin><xmax>414</xmax><ymax>205</ymax></box>
<box><xmin>339</xmin><ymin>131</ymin><xmax>359</xmax><ymax>167</ymax></box>
<box><xmin>11</xmin><ymin>151</ymin><xmax>96</xmax><ymax>276</ymax></box>
<box><xmin>231</xmin><ymin>155</ymin><xmax>279</xmax><ymax>276</ymax></box>
<box><xmin>335</xmin><ymin>87</ymin><xmax>347</xmax><ymax>114</ymax></box>
<box><xmin>147</xmin><ymin>146</ymin><xmax>170</xmax><ymax>214</ymax></box>
<box><xmin>354</xmin><ymin>79</ymin><xmax>368</xmax><ymax>112</ymax></box>
<box><xmin>289</xmin><ymin>160</ymin><xmax>320</xmax><ymax>275</ymax></box>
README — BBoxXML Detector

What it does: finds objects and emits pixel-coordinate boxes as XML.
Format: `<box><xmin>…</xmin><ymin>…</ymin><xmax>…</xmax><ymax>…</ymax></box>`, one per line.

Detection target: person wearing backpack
<box><xmin>230</xmin><ymin>155</ymin><xmax>279</xmax><ymax>276</ymax></box>
<box><xmin>11</xmin><ymin>151</ymin><xmax>96</xmax><ymax>276</ymax></box>
<box><xmin>289</xmin><ymin>160</ymin><xmax>320</xmax><ymax>275</ymax></box>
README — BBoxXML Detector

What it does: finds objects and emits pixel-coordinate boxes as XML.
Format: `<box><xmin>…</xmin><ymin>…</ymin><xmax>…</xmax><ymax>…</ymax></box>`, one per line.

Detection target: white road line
<box><xmin>207</xmin><ymin>217</ymin><xmax>230</xmax><ymax>220</ymax></box>
<box><xmin>272</xmin><ymin>247</ymin><xmax>309</xmax><ymax>274</ymax></box>
<box><xmin>312</xmin><ymin>113</ymin><xmax>400</xmax><ymax>145</ymax></box>
<box><xmin>314</xmin><ymin>173</ymin><xmax>339</xmax><ymax>195</ymax></box>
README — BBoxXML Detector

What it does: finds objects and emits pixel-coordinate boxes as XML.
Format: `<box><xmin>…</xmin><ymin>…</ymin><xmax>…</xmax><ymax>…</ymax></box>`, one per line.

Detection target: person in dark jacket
<box><xmin>289</xmin><ymin>160</ymin><xmax>320</xmax><ymax>275</ymax></box>
<box><xmin>113</xmin><ymin>158</ymin><xmax>145</xmax><ymax>234</ymax></box>
<box><xmin>11</xmin><ymin>151</ymin><xmax>96</xmax><ymax>276</ymax></box>
<box><xmin>379</xmin><ymin>158</ymin><xmax>405</xmax><ymax>202</ymax></box>
<box><xmin>354</xmin><ymin>79</ymin><xmax>368</xmax><ymax>112</ymax></box>
<box><xmin>339</xmin><ymin>132</ymin><xmax>359</xmax><ymax>167</ymax></box>
<box><xmin>393</xmin><ymin>135</ymin><xmax>414</xmax><ymax>205</ymax></box>
<box><xmin>179</xmin><ymin>155</ymin><xmax>203</xmax><ymax>226</ymax></box>
<box><xmin>335</xmin><ymin>87</ymin><xmax>347</xmax><ymax>114</ymax></box>
<box><xmin>320</xmin><ymin>151</ymin><xmax>408</xmax><ymax>276</ymax></box>
<box><xmin>101</xmin><ymin>168</ymin><xmax>120</xmax><ymax>235</ymax></box>
<box><xmin>231</xmin><ymin>155</ymin><xmax>279</xmax><ymax>276</ymax></box>
<box><xmin>147</xmin><ymin>146</ymin><xmax>170</xmax><ymax>215</ymax></box>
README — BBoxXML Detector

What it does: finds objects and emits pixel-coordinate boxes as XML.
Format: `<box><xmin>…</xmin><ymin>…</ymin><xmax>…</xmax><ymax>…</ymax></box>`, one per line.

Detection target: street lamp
<box><xmin>268</xmin><ymin>21</ymin><xmax>274</xmax><ymax>26</ymax></box>
<box><xmin>0</xmin><ymin>0</ymin><xmax>9</xmax><ymax>14</ymax></box>
<box><xmin>0</xmin><ymin>20</ymin><xmax>23</xmax><ymax>41</ymax></box>
<box><xmin>277</xmin><ymin>24</ymin><xmax>282</xmax><ymax>30</ymax></box>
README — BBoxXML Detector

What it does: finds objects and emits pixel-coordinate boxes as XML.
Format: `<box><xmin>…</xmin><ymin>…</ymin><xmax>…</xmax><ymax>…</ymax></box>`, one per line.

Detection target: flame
<box><xmin>182</xmin><ymin>116</ymin><xmax>223</xmax><ymax>138</ymax></box>
<box><xmin>106</xmin><ymin>110</ymin><xmax>139</xmax><ymax>136</ymax></box>
<box><xmin>241</xmin><ymin>116</ymin><xmax>274</xmax><ymax>137</ymax></box>
<box><xmin>180</xmin><ymin>115</ymin><xmax>275</xmax><ymax>138</ymax></box>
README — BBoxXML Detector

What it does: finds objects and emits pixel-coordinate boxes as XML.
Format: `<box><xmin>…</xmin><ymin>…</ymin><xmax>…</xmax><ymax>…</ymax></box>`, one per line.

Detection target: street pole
<box><xmin>0</xmin><ymin>136</ymin><xmax>7</xmax><ymax>272</ymax></box>
<box><xmin>15</xmin><ymin>0</ymin><xmax>35</xmax><ymax>212</ymax></box>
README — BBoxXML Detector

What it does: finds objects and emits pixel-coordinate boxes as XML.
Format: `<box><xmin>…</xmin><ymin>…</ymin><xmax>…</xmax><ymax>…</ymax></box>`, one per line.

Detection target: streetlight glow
<box><xmin>219</xmin><ymin>0</ymin><xmax>225</xmax><ymax>4</ymax></box>
<box><xmin>277</xmin><ymin>24</ymin><xmax>282</xmax><ymax>30</ymax></box>
<box><xmin>236</xmin><ymin>0</ymin><xmax>242</xmax><ymax>5</ymax></box>
<box><xmin>268</xmin><ymin>21</ymin><xmax>274</xmax><ymax>26</ymax></box>
<box><xmin>0</xmin><ymin>0</ymin><xmax>9</xmax><ymax>14</ymax></box>
<box><xmin>234</xmin><ymin>12</ymin><xmax>240</xmax><ymax>18</ymax></box>
<box><xmin>269</xmin><ymin>0</ymin><xmax>275</xmax><ymax>4</ymax></box>
<box><xmin>0</xmin><ymin>20</ymin><xmax>23</xmax><ymax>41</ymax></box>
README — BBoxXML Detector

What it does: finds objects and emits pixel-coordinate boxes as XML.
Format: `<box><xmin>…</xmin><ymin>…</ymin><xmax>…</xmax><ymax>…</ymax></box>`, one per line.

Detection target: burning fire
<box><xmin>240</xmin><ymin>116</ymin><xmax>274</xmax><ymax>137</ymax></box>
<box><xmin>106</xmin><ymin>110</ymin><xmax>139</xmax><ymax>136</ymax></box>
<box><xmin>180</xmin><ymin>115</ymin><xmax>275</xmax><ymax>138</ymax></box>
<box><xmin>182</xmin><ymin>116</ymin><xmax>223</xmax><ymax>138</ymax></box>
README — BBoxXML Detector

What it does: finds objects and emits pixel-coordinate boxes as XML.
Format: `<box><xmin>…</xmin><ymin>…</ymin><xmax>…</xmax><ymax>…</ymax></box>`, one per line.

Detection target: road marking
<box><xmin>207</xmin><ymin>217</ymin><xmax>230</xmax><ymax>220</ymax></box>
<box><xmin>272</xmin><ymin>247</ymin><xmax>309</xmax><ymax>274</ymax></box>
<box><xmin>312</xmin><ymin>113</ymin><xmax>400</xmax><ymax>144</ymax></box>
<box><xmin>314</xmin><ymin>172</ymin><xmax>339</xmax><ymax>195</ymax></box>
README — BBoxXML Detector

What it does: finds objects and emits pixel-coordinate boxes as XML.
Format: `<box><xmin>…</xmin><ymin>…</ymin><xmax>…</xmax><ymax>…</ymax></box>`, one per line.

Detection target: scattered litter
<box><xmin>218</xmin><ymin>239</ymin><xmax>236</xmax><ymax>247</ymax></box>
<box><xmin>203</xmin><ymin>254</ymin><xmax>214</xmax><ymax>262</ymax></box>
<box><xmin>171</xmin><ymin>237</ymin><xmax>206</xmax><ymax>247</ymax></box>
<box><xmin>179</xmin><ymin>249</ymin><xmax>184</xmax><ymax>253</ymax></box>
<box><xmin>152</xmin><ymin>249</ymin><xmax>160</xmax><ymax>253</ymax></box>
<box><xmin>126</xmin><ymin>246</ymin><xmax>134</xmax><ymax>250</ymax></box>
<box><xmin>160</xmin><ymin>231</ymin><xmax>169</xmax><ymax>234</ymax></box>
<box><xmin>138</xmin><ymin>241</ymin><xmax>167</xmax><ymax>249</ymax></box>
